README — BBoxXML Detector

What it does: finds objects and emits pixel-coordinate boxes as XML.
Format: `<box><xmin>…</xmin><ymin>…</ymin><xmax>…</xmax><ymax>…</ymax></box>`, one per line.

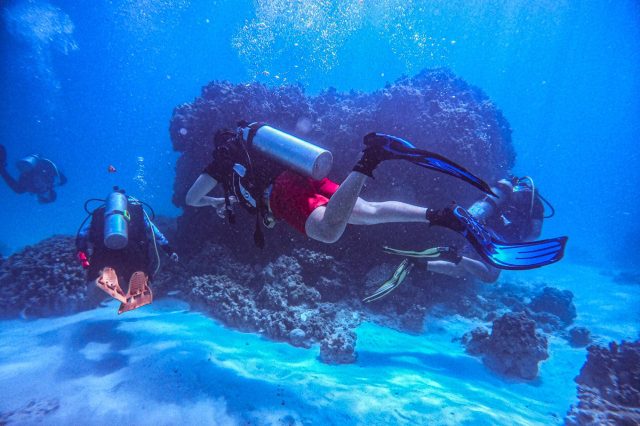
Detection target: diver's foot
<box><xmin>96</xmin><ymin>267</ymin><xmax>127</xmax><ymax>303</ymax></box>
<box><xmin>118</xmin><ymin>271</ymin><xmax>152</xmax><ymax>314</ymax></box>
<box><xmin>352</xmin><ymin>133</ymin><xmax>402</xmax><ymax>177</ymax></box>
<box><xmin>426</xmin><ymin>204</ymin><xmax>466</xmax><ymax>233</ymax></box>
<box><xmin>432</xmin><ymin>246</ymin><xmax>462</xmax><ymax>264</ymax></box>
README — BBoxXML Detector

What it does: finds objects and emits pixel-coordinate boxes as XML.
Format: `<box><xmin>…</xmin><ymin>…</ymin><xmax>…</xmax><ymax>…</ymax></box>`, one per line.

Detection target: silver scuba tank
<box><xmin>467</xmin><ymin>179</ymin><xmax>513</xmax><ymax>220</ymax></box>
<box><xmin>104</xmin><ymin>191</ymin><xmax>130</xmax><ymax>250</ymax></box>
<box><xmin>242</xmin><ymin>123</ymin><xmax>333</xmax><ymax>180</ymax></box>
<box><xmin>16</xmin><ymin>154</ymin><xmax>40</xmax><ymax>174</ymax></box>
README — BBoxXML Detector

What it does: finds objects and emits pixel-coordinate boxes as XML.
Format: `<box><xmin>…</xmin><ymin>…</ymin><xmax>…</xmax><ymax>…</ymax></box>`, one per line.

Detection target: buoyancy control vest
<box><xmin>213</xmin><ymin>128</ymin><xmax>283</xmax><ymax>248</ymax></box>
<box><xmin>87</xmin><ymin>200</ymin><xmax>152</xmax><ymax>279</ymax></box>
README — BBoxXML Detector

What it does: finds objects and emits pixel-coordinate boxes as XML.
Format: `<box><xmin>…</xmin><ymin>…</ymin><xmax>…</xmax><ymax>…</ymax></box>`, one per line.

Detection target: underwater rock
<box><xmin>397</xmin><ymin>304</ymin><xmax>428</xmax><ymax>333</ymax></box>
<box><xmin>258</xmin><ymin>255</ymin><xmax>321</xmax><ymax>309</ymax></box>
<box><xmin>524</xmin><ymin>286</ymin><xmax>577</xmax><ymax>333</ymax></box>
<box><xmin>565</xmin><ymin>340</ymin><xmax>640</xmax><ymax>425</ymax></box>
<box><xmin>567</xmin><ymin>326</ymin><xmax>592</xmax><ymax>348</ymax></box>
<box><xmin>319</xmin><ymin>328</ymin><xmax>357</xmax><ymax>364</ymax></box>
<box><xmin>461</xmin><ymin>326</ymin><xmax>490</xmax><ymax>356</ymax></box>
<box><xmin>182</xmin><ymin>242</ymin><xmax>257</xmax><ymax>286</ymax></box>
<box><xmin>0</xmin><ymin>236</ymin><xmax>91</xmax><ymax>318</ymax></box>
<box><xmin>611</xmin><ymin>270</ymin><xmax>640</xmax><ymax>286</ymax></box>
<box><xmin>186</xmin><ymin>251</ymin><xmax>358</xmax><ymax>358</ymax></box>
<box><xmin>0</xmin><ymin>398</ymin><xmax>60</xmax><ymax>425</ymax></box>
<box><xmin>463</xmin><ymin>312</ymin><xmax>549</xmax><ymax>380</ymax></box>
<box><xmin>169</xmin><ymin>68</ymin><xmax>515</xmax><ymax>260</ymax></box>
<box><xmin>289</xmin><ymin>328</ymin><xmax>307</xmax><ymax>347</ymax></box>
<box><xmin>189</xmin><ymin>274</ymin><xmax>260</xmax><ymax>331</ymax></box>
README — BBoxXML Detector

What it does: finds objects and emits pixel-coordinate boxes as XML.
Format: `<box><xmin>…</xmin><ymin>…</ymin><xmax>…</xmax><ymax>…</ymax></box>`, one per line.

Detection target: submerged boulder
<box><xmin>0</xmin><ymin>236</ymin><xmax>91</xmax><ymax>318</ymax></box>
<box><xmin>567</xmin><ymin>326</ymin><xmax>592</xmax><ymax>348</ymax></box>
<box><xmin>462</xmin><ymin>311</ymin><xmax>549</xmax><ymax>380</ymax></box>
<box><xmin>320</xmin><ymin>328</ymin><xmax>357</xmax><ymax>364</ymax></box>
<box><xmin>528</xmin><ymin>286</ymin><xmax>576</xmax><ymax>330</ymax></box>
<box><xmin>169</xmin><ymin>68</ymin><xmax>515</xmax><ymax>263</ymax></box>
<box><xmin>565</xmin><ymin>340</ymin><xmax>640</xmax><ymax>425</ymax></box>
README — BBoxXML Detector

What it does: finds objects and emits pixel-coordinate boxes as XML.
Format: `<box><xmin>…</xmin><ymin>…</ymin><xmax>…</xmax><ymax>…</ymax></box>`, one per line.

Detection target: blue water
<box><xmin>1</xmin><ymin>1</ymin><xmax>640</xmax><ymax>424</ymax></box>
<box><xmin>1</xmin><ymin>0</ymin><xmax>639</xmax><ymax>265</ymax></box>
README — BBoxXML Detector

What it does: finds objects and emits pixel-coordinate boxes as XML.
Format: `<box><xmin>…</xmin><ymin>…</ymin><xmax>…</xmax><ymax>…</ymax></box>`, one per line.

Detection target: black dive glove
<box><xmin>161</xmin><ymin>244</ymin><xmax>179</xmax><ymax>262</ymax></box>
<box><xmin>352</xmin><ymin>133</ymin><xmax>396</xmax><ymax>178</ymax></box>
<box><xmin>426</xmin><ymin>204</ymin><xmax>466</xmax><ymax>233</ymax></box>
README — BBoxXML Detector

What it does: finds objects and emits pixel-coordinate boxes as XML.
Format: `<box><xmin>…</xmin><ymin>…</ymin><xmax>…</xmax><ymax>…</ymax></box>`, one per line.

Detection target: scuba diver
<box><xmin>0</xmin><ymin>144</ymin><xmax>67</xmax><ymax>203</ymax></box>
<box><xmin>76</xmin><ymin>187</ymin><xmax>179</xmax><ymax>314</ymax></box>
<box><xmin>364</xmin><ymin>176</ymin><xmax>558</xmax><ymax>302</ymax></box>
<box><xmin>186</xmin><ymin>121</ymin><xmax>566</xmax><ymax>271</ymax></box>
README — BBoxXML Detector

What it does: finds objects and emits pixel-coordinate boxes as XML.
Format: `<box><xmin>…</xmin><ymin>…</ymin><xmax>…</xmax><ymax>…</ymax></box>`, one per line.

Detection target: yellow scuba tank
<box><xmin>104</xmin><ymin>190</ymin><xmax>130</xmax><ymax>250</ymax></box>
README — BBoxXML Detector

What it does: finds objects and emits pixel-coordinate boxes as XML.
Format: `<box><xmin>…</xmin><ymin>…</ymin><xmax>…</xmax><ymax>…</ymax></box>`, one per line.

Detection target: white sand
<box><xmin>0</xmin><ymin>263</ymin><xmax>637</xmax><ymax>425</ymax></box>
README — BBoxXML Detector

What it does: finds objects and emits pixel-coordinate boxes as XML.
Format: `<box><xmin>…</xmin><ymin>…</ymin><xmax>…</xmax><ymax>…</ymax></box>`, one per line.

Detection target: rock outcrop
<box><xmin>462</xmin><ymin>312</ymin><xmax>549</xmax><ymax>380</ymax></box>
<box><xmin>0</xmin><ymin>236</ymin><xmax>90</xmax><ymax>318</ymax></box>
<box><xmin>565</xmin><ymin>340</ymin><xmax>640</xmax><ymax>425</ymax></box>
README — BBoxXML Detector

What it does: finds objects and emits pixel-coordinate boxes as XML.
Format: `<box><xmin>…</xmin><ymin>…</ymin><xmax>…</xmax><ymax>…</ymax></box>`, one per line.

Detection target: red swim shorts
<box><xmin>269</xmin><ymin>170</ymin><xmax>339</xmax><ymax>234</ymax></box>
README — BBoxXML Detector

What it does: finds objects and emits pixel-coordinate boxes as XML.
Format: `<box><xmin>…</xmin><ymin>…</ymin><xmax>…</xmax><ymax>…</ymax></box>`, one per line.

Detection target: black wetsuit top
<box><xmin>203</xmin><ymin>130</ymin><xmax>284</xmax><ymax>213</ymax></box>
<box><xmin>0</xmin><ymin>158</ymin><xmax>64</xmax><ymax>203</ymax></box>
<box><xmin>487</xmin><ymin>190</ymin><xmax>545</xmax><ymax>243</ymax></box>
<box><xmin>85</xmin><ymin>204</ymin><xmax>153</xmax><ymax>282</ymax></box>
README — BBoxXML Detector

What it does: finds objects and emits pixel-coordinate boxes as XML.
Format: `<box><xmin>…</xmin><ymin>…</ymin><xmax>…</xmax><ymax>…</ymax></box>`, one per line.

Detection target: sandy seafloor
<box><xmin>0</xmin><ymin>263</ymin><xmax>638</xmax><ymax>426</ymax></box>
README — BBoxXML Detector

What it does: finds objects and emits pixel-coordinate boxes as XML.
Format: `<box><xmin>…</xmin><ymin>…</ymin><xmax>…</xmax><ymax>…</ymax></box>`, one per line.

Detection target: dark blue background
<box><xmin>1</xmin><ymin>0</ymin><xmax>638</xmax><ymax>267</ymax></box>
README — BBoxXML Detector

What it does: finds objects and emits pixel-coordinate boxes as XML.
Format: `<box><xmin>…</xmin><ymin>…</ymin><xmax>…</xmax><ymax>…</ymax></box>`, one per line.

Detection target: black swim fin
<box><xmin>431</xmin><ymin>204</ymin><xmax>568</xmax><ymax>270</ymax></box>
<box><xmin>364</xmin><ymin>133</ymin><xmax>496</xmax><ymax>196</ymax></box>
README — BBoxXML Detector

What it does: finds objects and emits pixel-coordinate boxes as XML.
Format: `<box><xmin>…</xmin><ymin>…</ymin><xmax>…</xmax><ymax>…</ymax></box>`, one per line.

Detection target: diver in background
<box><xmin>0</xmin><ymin>144</ymin><xmax>67</xmax><ymax>203</ymax></box>
<box><xmin>421</xmin><ymin>176</ymin><xmax>549</xmax><ymax>281</ymax></box>
<box><xmin>364</xmin><ymin>176</ymin><xmax>555</xmax><ymax>302</ymax></box>
<box><xmin>76</xmin><ymin>187</ymin><xmax>179</xmax><ymax>314</ymax></box>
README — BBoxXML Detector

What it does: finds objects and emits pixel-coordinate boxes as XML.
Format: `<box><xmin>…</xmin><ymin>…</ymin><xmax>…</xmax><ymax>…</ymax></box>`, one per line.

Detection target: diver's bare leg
<box><xmin>305</xmin><ymin>172</ymin><xmax>368</xmax><ymax>243</ymax></box>
<box><xmin>427</xmin><ymin>257</ymin><xmax>500</xmax><ymax>283</ymax></box>
<box><xmin>348</xmin><ymin>199</ymin><xmax>427</xmax><ymax>225</ymax></box>
<box><xmin>305</xmin><ymin>172</ymin><xmax>431</xmax><ymax>243</ymax></box>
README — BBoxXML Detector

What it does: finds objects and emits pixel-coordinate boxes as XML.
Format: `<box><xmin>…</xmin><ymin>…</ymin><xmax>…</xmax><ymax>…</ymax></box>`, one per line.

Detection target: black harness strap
<box><xmin>243</xmin><ymin>123</ymin><xmax>267</xmax><ymax>249</ymax></box>
<box><xmin>245</xmin><ymin>122</ymin><xmax>266</xmax><ymax>148</ymax></box>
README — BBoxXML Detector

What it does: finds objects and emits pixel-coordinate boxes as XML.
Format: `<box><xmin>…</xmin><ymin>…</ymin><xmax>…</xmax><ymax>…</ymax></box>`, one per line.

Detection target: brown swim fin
<box><xmin>118</xmin><ymin>271</ymin><xmax>153</xmax><ymax>314</ymax></box>
<box><xmin>95</xmin><ymin>267</ymin><xmax>127</xmax><ymax>303</ymax></box>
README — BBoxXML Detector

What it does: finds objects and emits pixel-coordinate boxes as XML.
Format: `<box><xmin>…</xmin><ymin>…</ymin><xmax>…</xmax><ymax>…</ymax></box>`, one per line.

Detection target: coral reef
<box><xmin>567</xmin><ymin>326</ymin><xmax>592</xmax><ymax>348</ymax></box>
<box><xmin>169</xmin><ymin>68</ymin><xmax>515</xmax><ymax>261</ymax></box>
<box><xmin>185</xmin><ymin>250</ymin><xmax>361</xmax><ymax>360</ymax></box>
<box><xmin>0</xmin><ymin>236</ymin><xmax>90</xmax><ymax>318</ymax></box>
<box><xmin>527</xmin><ymin>286</ymin><xmax>576</xmax><ymax>331</ymax></box>
<box><xmin>320</xmin><ymin>328</ymin><xmax>358</xmax><ymax>364</ymax></box>
<box><xmin>462</xmin><ymin>312</ymin><xmax>549</xmax><ymax>380</ymax></box>
<box><xmin>565</xmin><ymin>340</ymin><xmax>640</xmax><ymax>425</ymax></box>
<box><xmin>0</xmin><ymin>69</ymin><xmax>528</xmax><ymax>366</ymax></box>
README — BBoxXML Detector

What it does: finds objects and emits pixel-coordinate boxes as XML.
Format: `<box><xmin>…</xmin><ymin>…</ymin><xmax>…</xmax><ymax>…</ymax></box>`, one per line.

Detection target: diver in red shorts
<box><xmin>185</xmin><ymin>122</ymin><xmax>566</xmax><ymax>271</ymax></box>
<box><xmin>186</xmin><ymin>122</ymin><xmax>440</xmax><ymax>246</ymax></box>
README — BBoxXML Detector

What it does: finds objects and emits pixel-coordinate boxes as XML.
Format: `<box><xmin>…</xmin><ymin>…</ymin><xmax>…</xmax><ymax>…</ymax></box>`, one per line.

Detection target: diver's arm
<box><xmin>144</xmin><ymin>216</ymin><xmax>170</xmax><ymax>247</ymax></box>
<box><xmin>144</xmin><ymin>215</ymin><xmax>178</xmax><ymax>260</ymax></box>
<box><xmin>0</xmin><ymin>168</ymin><xmax>27</xmax><ymax>193</ymax></box>
<box><xmin>76</xmin><ymin>220</ymin><xmax>92</xmax><ymax>252</ymax></box>
<box><xmin>185</xmin><ymin>173</ymin><xmax>225</xmax><ymax>208</ymax></box>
